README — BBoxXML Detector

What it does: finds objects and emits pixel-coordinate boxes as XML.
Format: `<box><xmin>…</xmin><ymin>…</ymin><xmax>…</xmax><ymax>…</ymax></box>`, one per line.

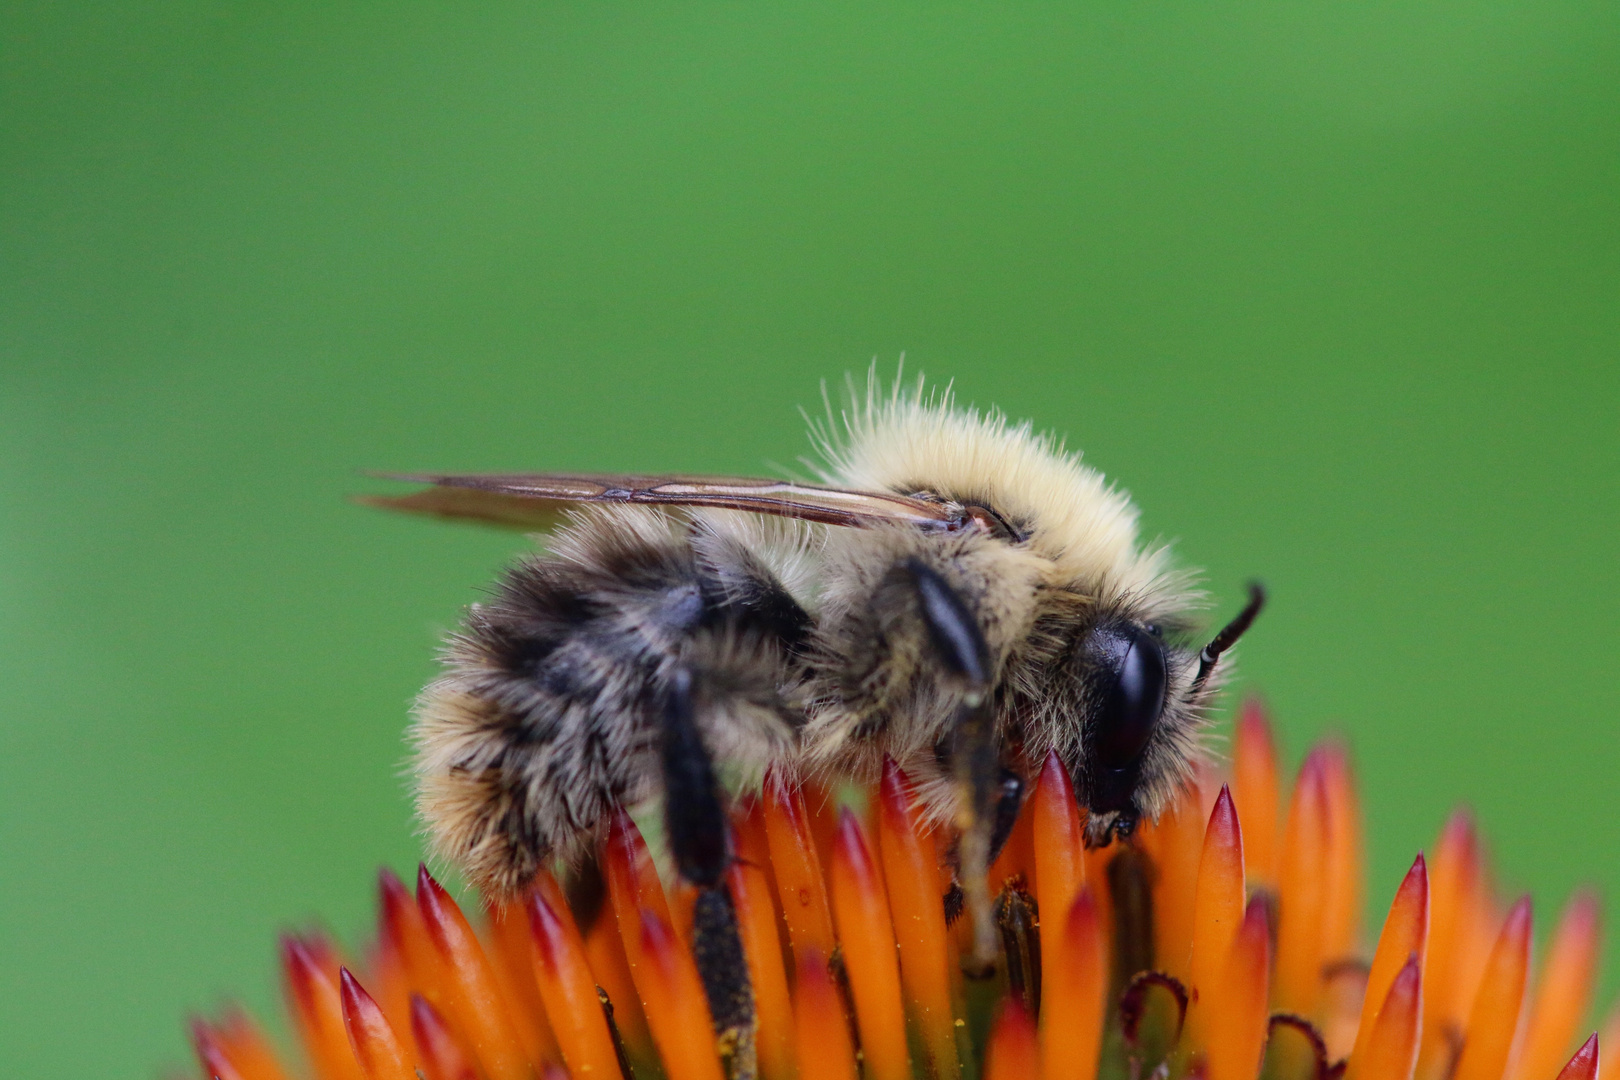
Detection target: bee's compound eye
<box><xmin>1089</xmin><ymin>623</ymin><xmax>1168</xmax><ymax>769</ymax></box>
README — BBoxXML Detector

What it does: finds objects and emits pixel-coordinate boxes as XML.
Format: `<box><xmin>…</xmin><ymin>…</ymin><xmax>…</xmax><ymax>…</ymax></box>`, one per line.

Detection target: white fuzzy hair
<box><xmin>807</xmin><ymin>367</ymin><xmax>1197</xmax><ymax>617</ymax></box>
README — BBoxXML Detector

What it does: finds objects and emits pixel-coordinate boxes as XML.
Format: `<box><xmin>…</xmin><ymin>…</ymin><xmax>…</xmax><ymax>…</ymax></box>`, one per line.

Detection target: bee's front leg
<box><xmin>903</xmin><ymin>557</ymin><xmax>1005</xmax><ymax>977</ymax></box>
<box><xmin>661</xmin><ymin>667</ymin><xmax>757</xmax><ymax>1080</ymax></box>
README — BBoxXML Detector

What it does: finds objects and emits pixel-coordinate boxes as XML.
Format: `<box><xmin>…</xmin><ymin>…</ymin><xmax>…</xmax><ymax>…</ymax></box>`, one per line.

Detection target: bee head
<box><xmin>1072</xmin><ymin>584</ymin><xmax>1266</xmax><ymax>845</ymax></box>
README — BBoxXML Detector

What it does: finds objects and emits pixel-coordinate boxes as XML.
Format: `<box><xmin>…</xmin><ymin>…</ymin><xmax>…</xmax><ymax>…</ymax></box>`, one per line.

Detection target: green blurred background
<box><xmin>3</xmin><ymin>3</ymin><xmax>1618</xmax><ymax>1075</ymax></box>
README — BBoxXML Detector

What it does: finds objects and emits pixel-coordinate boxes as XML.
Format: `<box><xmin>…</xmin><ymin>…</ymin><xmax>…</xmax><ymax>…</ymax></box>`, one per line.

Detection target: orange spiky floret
<box><xmin>636</xmin><ymin>906</ymin><xmax>724</xmax><ymax>1080</ymax></box>
<box><xmin>337</xmin><ymin>969</ymin><xmax>416</xmax><ymax>1080</ymax></box>
<box><xmin>1348</xmin><ymin>853</ymin><xmax>1429</xmax><ymax>1068</ymax></box>
<box><xmin>984</xmin><ymin>1000</ymin><xmax>1040</xmax><ymax>1080</ymax></box>
<box><xmin>792</xmin><ymin>948</ymin><xmax>858</xmax><ymax>1080</ymax></box>
<box><xmin>1031</xmin><ymin>753</ymin><xmax>1086</xmax><ymax>979</ymax></box>
<box><xmin>727</xmin><ymin>801</ymin><xmax>796</xmax><ymax>1080</ymax></box>
<box><xmin>526</xmin><ymin>875</ymin><xmax>623</xmax><ymax>1078</ymax></box>
<box><xmin>201</xmin><ymin>1007</ymin><xmax>295</xmax><ymax>1080</ymax></box>
<box><xmin>1454</xmin><ymin>896</ymin><xmax>1534</xmax><ymax>1080</ymax></box>
<box><xmin>192</xmin><ymin>1022</ymin><xmax>251</xmax><ymax>1080</ymax></box>
<box><xmin>1315</xmin><ymin>747</ymin><xmax>1368</xmax><ymax>1058</ymax></box>
<box><xmin>1230</xmin><ymin>698</ymin><xmax>1280</xmax><ymax>889</ymax></box>
<box><xmin>604</xmin><ymin>808</ymin><xmax>679</xmax><ymax>970</ymax></box>
<box><xmin>1598</xmin><ymin>1009</ymin><xmax>1620</xmax><ymax>1080</ymax></box>
<box><xmin>579</xmin><ymin>889</ymin><xmax>650</xmax><ymax>1055</ymax></box>
<box><xmin>1202</xmin><ymin>895</ymin><xmax>1272</xmax><ymax>1080</ymax></box>
<box><xmin>802</xmin><ymin>780</ymin><xmax>842</xmax><ymax>876</ymax></box>
<box><xmin>762</xmin><ymin>770</ymin><xmax>838</xmax><ymax>962</ymax></box>
<box><xmin>602</xmin><ymin>812</ymin><xmax>726</xmax><ymax>1079</ymax></box>
<box><xmin>1139</xmin><ymin>781</ymin><xmax>1203</xmax><ymax>983</ymax></box>
<box><xmin>375</xmin><ymin>868</ymin><xmax>443</xmax><ymax>1013</ymax></box>
<box><xmin>877</xmin><ymin>759</ymin><xmax>962</xmax><ymax>1080</ymax></box>
<box><xmin>1320</xmin><ymin>745</ymin><xmax>1365</xmax><ymax>965</ymax></box>
<box><xmin>828</xmin><ymin>806</ymin><xmax>912</xmax><ymax>1080</ymax></box>
<box><xmin>1040</xmin><ymin>888</ymin><xmax>1107</xmax><ymax>1080</ymax></box>
<box><xmin>1558</xmin><ymin>1034</ymin><xmax>1601</xmax><ymax>1080</ymax></box>
<box><xmin>1513</xmin><ymin>891</ymin><xmax>1604</xmax><ymax>1080</ymax></box>
<box><xmin>1346</xmin><ymin>956</ymin><xmax>1424</xmax><ymax>1080</ymax></box>
<box><xmin>281</xmin><ymin>936</ymin><xmax>366</xmax><ymax>1080</ymax></box>
<box><xmin>1274</xmin><ymin>748</ymin><xmax>1332</xmax><ymax>1019</ymax></box>
<box><xmin>1419</xmin><ymin>808</ymin><xmax>1493</xmax><ymax>1080</ymax></box>
<box><xmin>484</xmin><ymin>894</ymin><xmax>560</xmax><ymax>1059</ymax></box>
<box><xmin>1186</xmin><ymin>785</ymin><xmax>1245</xmax><ymax>1033</ymax></box>
<box><xmin>362</xmin><ymin>931</ymin><xmax>413</xmax><ymax>1049</ymax></box>
<box><xmin>407</xmin><ymin>994</ymin><xmax>478</xmax><ymax>1080</ymax></box>
<box><xmin>182</xmin><ymin>703</ymin><xmax>1614</xmax><ymax>1080</ymax></box>
<box><xmin>416</xmin><ymin>865</ymin><xmax>552</xmax><ymax>1080</ymax></box>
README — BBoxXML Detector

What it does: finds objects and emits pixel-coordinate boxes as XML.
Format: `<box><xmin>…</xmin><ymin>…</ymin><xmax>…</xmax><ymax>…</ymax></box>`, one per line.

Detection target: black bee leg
<box><xmin>904</xmin><ymin>558</ymin><xmax>1001</xmax><ymax>976</ymax></box>
<box><xmin>941</xmin><ymin>766</ymin><xmax>1026</xmax><ymax>928</ymax></box>
<box><xmin>661</xmin><ymin>668</ymin><xmax>757</xmax><ymax>1080</ymax></box>
<box><xmin>663</xmin><ymin>669</ymin><xmax>731</xmax><ymax>886</ymax></box>
<box><xmin>989</xmin><ymin>768</ymin><xmax>1027</xmax><ymax>864</ymax></box>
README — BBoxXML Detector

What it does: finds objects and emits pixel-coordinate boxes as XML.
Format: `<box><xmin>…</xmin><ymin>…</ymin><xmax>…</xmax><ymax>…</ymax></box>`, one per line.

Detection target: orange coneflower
<box><xmin>185</xmin><ymin>700</ymin><xmax>1609</xmax><ymax>1080</ymax></box>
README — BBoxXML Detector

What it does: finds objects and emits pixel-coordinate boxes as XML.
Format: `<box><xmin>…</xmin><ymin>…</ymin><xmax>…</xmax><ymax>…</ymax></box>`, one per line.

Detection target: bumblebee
<box><xmin>370</xmin><ymin>375</ymin><xmax>1262</xmax><ymax>1072</ymax></box>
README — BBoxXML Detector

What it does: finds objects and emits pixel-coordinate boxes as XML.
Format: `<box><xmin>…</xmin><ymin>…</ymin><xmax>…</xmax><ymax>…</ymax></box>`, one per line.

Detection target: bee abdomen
<box><xmin>412</xmin><ymin>508</ymin><xmax>809</xmax><ymax>897</ymax></box>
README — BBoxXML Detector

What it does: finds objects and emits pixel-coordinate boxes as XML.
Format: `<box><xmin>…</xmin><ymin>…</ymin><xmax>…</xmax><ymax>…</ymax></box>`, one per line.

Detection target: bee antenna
<box><xmin>1191</xmin><ymin>582</ymin><xmax>1266</xmax><ymax>692</ymax></box>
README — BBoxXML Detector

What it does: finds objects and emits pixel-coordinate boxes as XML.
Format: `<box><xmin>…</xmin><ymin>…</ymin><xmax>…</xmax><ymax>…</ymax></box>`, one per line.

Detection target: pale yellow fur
<box><xmin>809</xmin><ymin>371</ymin><xmax>1195</xmax><ymax>618</ymax></box>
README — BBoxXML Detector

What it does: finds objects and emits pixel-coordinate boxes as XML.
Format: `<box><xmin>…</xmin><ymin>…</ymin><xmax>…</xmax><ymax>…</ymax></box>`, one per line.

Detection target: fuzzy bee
<box><xmin>370</xmin><ymin>376</ymin><xmax>1262</xmax><ymax>1069</ymax></box>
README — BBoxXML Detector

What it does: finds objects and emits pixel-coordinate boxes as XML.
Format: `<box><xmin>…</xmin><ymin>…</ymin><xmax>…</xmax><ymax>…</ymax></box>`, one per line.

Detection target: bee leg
<box><xmin>904</xmin><ymin>558</ymin><xmax>1001</xmax><ymax>976</ymax></box>
<box><xmin>662</xmin><ymin>668</ymin><xmax>757</xmax><ymax>1080</ymax></box>
<box><xmin>942</xmin><ymin>768</ymin><xmax>1024</xmax><ymax>925</ymax></box>
<box><xmin>989</xmin><ymin>768</ymin><xmax>1027</xmax><ymax>863</ymax></box>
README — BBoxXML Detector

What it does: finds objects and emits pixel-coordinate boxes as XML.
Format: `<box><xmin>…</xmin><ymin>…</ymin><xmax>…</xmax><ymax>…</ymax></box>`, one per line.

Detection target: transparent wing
<box><xmin>360</xmin><ymin>472</ymin><xmax>961</xmax><ymax>531</ymax></box>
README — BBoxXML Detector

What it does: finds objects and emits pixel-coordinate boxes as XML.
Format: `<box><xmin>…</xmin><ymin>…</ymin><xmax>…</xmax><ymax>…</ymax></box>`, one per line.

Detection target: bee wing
<box><xmin>360</xmin><ymin>472</ymin><xmax>960</xmax><ymax>531</ymax></box>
